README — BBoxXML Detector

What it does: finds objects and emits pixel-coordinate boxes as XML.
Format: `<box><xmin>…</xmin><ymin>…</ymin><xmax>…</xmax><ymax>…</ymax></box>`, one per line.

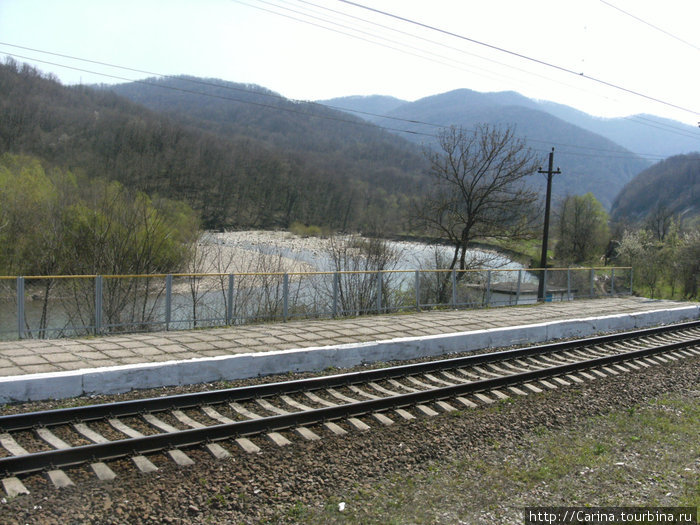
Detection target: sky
<box><xmin>1</xmin><ymin>0</ymin><xmax>699</xmax><ymax>126</ymax></box>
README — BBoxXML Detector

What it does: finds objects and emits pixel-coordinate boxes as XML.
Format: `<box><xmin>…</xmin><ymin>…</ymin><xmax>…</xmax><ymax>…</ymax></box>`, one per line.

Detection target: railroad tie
<box><xmin>422</xmin><ymin>373</ymin><xmax>456</xmax><ymax>386</ymax></box>
<box><xmin>107</xmin><ymin>419</ymin><xmax>159</xmax><ymax>472</ymax></box>
<box><xmin>2</xmin><ymin>477</ymin><xmax>30</xmax><ymax>498</ymax></box>
<box><xmin>229</xmin><ymin>403</ymin><xmax>292</xmax><ymax>447</ymax></box>
<box><xmin>255</xmin><ymin>399</ymin><xmax>321</xmax><ymax>441</ymax></box>
<box><xmin>280</xmin><ymin>395</ymin><xmax>347</xmax><ymax>436</ymax></box>
<box><xmin>200</xmin><ymin>406</ymin><xmax>261</xmax><ymax>453</ymax></box>
<box><xmin>325</xmin><ymin>389</ymin><xmax>371</xmax><ymax>430</ymax></box>
<box><xmin>141</xmin><ymin>415</ymin><xmax>196</xmax><ymax>466</ymax></box>
<box><xmin>473</xmin><ymin>393</ymin><xmax>495</xmax><ymax>404</ymax></box>
<box><xmin>506</xmin><ymin>386</ymin><xmax>529</xmax><ymax>396</ymax></box>
<box><xmin>0</xmin><ymin>433</ymin><xmax>31</xmax><ymax>496</ymax></box>
<box><xmin>171</xmin><ymin>410</ymin><xmax>230</xmax><ymax>459</ymax></box>
<box><xmin>347</xmin><ymin>386</ymin><xmax>394</xmax><ymax>425</ymax></box>
<box><xmin>46</xmin><ymin>470</ymin><xmax>74</xmax><ymax>489</ymax></box>
<box><xmin>305</xmin><ymin>390</ymin><xmax>378</xmax><ymax>425</ymax></box>
<box><xmin>455</xmin><ymin>396</ymin><xmax>478</xmax><ymax>408</ymax></box>
<box><xmin>366</xmin><ymin>384</ymin><xmax>416</xmax><ymax>420</ymax></box>
<box><xmin>36</xmin><ymin>427</ymin><xmax>114</xmax><ymax>483</ymax></box>
<box><xmin>387</xmin><ymin>378</ymin><xmax>419</xmax><ymax>393</ymax></box>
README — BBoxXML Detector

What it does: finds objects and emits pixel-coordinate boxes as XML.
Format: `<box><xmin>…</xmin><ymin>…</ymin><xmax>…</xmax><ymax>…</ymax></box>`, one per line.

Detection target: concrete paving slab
<box><xmin>9</xmin><ymin>355</ymin><xmax>47</xmax><ymax>366</ymax></box>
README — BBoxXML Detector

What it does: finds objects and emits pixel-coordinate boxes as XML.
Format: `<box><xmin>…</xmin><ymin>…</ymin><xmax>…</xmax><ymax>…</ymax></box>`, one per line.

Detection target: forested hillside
<box><xmin>611</xmin><ymin>153</ymin><xmax>700</xmax><ymax>223</ymax></box>
<box><xmin>107</xmin><ymin>76</ymin><xmax>426</xmax><ymax>183</ymax></box>
<box><xmin>0</xmin><ymin>61</ymin><xmax>427</xmax><ymax>232</ymax></box>
<box><xmin>323</xmin><ymin>89</ymin><xmax>653</xmax><ymax>209</ymax></box>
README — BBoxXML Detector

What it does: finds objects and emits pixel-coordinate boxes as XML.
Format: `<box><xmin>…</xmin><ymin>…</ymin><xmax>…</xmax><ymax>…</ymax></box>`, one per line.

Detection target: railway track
<box><xmin>1</xmin><ymin>320</ymin><xmax>699</xmax><ymax>497</ymax></box>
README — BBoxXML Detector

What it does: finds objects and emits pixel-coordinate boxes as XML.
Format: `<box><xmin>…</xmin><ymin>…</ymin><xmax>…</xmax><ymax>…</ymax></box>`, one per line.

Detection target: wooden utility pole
<box><xmin>537</xmin><ymin>148</ymin><xmax>561</xmax><ymax>301</ymax></box>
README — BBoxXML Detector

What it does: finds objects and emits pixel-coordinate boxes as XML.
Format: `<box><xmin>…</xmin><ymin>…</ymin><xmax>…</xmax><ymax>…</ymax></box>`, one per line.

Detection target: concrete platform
<box><xmin>0</xmin><ymin>297</ymin><xmax>698</xmax><ymax>403</ymax></box>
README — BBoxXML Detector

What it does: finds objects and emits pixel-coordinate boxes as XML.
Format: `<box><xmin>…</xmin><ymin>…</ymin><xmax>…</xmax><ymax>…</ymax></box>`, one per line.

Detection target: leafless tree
<box><xmin>413</xmin><ymin>124</ymin><xmax>540</xmax><ymax>275</ymax></box>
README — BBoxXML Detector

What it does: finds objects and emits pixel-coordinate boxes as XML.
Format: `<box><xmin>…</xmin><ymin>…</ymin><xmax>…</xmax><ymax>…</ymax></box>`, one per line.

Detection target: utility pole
<box><xmin>537</xmin><ymin>148</ymin><xmax>561</xmax><ymax>301</ymax></box>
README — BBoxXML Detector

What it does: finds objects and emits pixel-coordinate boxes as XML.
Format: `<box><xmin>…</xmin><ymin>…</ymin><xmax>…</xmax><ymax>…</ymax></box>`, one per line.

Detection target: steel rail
<box><xmin>0</xmin><ymin>335</ymin><xmax>698</xmax><ymax>476</ymax></box>
<box><xmin>1</xmin><ymin>320</ymin><xmax>699</xmax><ymax>433</ymax></box>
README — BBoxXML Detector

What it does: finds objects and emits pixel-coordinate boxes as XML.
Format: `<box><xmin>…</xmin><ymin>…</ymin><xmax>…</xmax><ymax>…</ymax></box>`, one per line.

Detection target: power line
<box><xmin>1</xmin><ymin>50</ymin><xmax>432</xmax><ymax>139</ymax></box>
<box><xmin>244</xmin><ymin>0</ymin><xmax>700</xmax><ymax>142</ymax></box>
<box><xmin>600</xmin><ymin>0</ymin><xmax>700</xmax><ymax>52</ymax></box>
<box><xmin>263</xmin><ymin>0</ymin><xmax>582</xmax><ymax>95</ymax></box>
<box><xmin>336</xmin><ymin>0</ymin><xmax>700</xmax><ymax>118</ymax></box>
<box><xmin>229</xmin><ymin>0</ymin><xmax>700</xmax><ymax>146</ymax></box>
<box><xmin>236</xmin><ymin>0</ymin><xmax>700</xmax><ymax>145</ymax></box>
<box><xmin>0</xmin><ymin>48</ymin><xmax>686</xmax><ymax>162</ymax></box>
<box><xmin>231</xmin><ymin>0</ymin><xmax>541</xmax><ymax>94</ymax></box>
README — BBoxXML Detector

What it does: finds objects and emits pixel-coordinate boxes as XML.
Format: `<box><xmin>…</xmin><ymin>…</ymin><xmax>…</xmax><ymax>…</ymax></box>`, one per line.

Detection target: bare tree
<box><xmin>413</xmin><ymin>124</ymin><xmax>540</xmax><ymax>275</ymax></box>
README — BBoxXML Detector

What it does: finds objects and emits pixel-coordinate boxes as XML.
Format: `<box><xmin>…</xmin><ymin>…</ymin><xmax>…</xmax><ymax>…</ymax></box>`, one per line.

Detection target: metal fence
<box><xmin>0</xmin><ymin>266</ymin><xmax>632</xmax><ymax>340</ymax></box>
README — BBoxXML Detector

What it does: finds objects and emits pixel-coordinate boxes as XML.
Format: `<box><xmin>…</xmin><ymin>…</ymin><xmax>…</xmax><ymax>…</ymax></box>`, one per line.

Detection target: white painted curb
<box><xmin>1</xmin><ymin>305</ymin><xmax>698</xmax><ymax>403</ymax></box>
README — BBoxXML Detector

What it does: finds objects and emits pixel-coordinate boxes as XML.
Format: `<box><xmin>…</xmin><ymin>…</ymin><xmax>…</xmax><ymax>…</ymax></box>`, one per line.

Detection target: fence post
<box><xmin>567</xmin><ymin>268</ymin><xmax>571</xmax><ymax>301</ymax></box>
<box><xmin>332</xmin><ymin>272</ymin><xmax>339</xmax><ymax>318</ymax></box>
<box><xmin>283</xmin><ymin>273</ymin><xmax>289</xmax><ymax>322</ymax></box>
<box><xmin>165</xmin><ymin>274</ymin><xmax>172</xmax><ymax>330</ymax></box>
<box><xmin>16</xmin><ymin>276</ymin><xmax>25</xmax><ymax>340</ymax></box>
<box><xmin>376</xmin><ymin>271</ymin><xmax>383</xmax><ymax>314</ymax></box>
<box><xmin>227</xmin><ymin>274</ymin><xmax>235</xmax><ymax>325</ymax></box>
<box><xmin>610</xmin><ymin>268</ymin><xmax>615</xmax><ymax>296</ymax></box>
<box><xmin>543</xmin><ymin>269</ymin><xmax>548</xmax><ymax>302</ymax></box>
<box><xmin>95</xmin><ymin>275</ymin><xmax>103</xmax><ymax>335</ymax></box>
<box><xmin>451</xmin><ymin>269</ymin><xmax>457</xmax><ymax>308</ymax></box>
<box><xmin>415</xmin><ymin>270</ymin><xmax>421</xmax><ymax>311</ymax></box>
<box><xmin>629</xmin><ymin>268</ymin><xmax>633</xmax><ymax>295</ymax></box>
<box><xmin>515</xmin><ymin>269</ymin><xmax>522</xmax><ymax>305</ymax></box>
<box><xmin>589</xmin><ymin>268</ymin><xmax>595</xmax><ymax>298</ymax></box>
<box><xmin>485</xmin><ymin>270</ymin><xmax>492</xmax><ymax>307</ymax></box>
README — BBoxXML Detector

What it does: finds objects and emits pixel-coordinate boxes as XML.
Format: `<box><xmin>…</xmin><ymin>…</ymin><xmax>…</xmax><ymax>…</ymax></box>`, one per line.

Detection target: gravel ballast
<box><xmin>1</xmin><ymin>353</ymin><xmax>698</xmax><ymax>524</ymax></box>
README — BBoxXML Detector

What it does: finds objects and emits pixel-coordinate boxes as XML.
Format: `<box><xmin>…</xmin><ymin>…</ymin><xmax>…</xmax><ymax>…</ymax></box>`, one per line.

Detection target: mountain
<box><xmin>322</xmin><ymin>89</ymin><xmax>651</xmax><ymax>209</ymax></box>
<box><xmin>106</xmin><ymin>77</ymin><xmax>426</xmax><ymax>183</ymax></box>
<box><xmin>533</xmin><ymin>101</ymin><xmax>700</xmax><ymax>158</ymax></box>
<box><xmin>611</xmin><ymin>152</ymin><xmax>700</xmax><ymax>223</ymax></box>
<box><xmin>0</xmin><ymin>62</ymin><xmax>427</xmax><ymax>232</ymax></box>
<box><xmin>323</xmin><ymin>89</ymin><xmax>700</xmax><ymax>158</ymax></box>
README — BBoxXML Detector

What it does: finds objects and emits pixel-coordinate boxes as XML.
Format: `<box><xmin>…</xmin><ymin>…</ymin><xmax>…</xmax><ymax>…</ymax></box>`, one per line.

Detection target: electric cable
<box><xmin>3</xmin><ymin>44</ymin><xmax>695</xmax><ymax>161</ymax></box>
<box><xmin>600</xmin><ymin>0</ymin><xmax>700</xmax><ymax>52</ymax></box>
<box><xmin>336</xmin><ymin>0</ymin><xmax>700</xmax><ymax>118</ymax></box>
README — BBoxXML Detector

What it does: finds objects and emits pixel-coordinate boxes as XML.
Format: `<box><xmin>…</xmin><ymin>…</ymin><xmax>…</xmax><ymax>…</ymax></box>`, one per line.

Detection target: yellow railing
<box><xmin>0</xmin><ymin>266</ymin><xmax>633</xmax><ymax>340</ymax></box>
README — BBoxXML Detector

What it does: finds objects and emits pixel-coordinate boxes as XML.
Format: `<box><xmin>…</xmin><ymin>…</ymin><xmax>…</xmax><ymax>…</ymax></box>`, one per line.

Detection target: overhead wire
<box><xmin>232</xmin><ymin>0</ymin><xmax>700</xmax><ymax>143</ymax></box>
<box><xmin>2</xmin><ymin>1</ymin><xmax>698</xmax><ymax>152</ymax></box>
<box><xmin>261</xmin><ymin>0</ymin><xmax>585</xmax><ymax>96</ymax></box>
<box><xmin>336</xmin><ymin>0</ymin><xmax>700</xmax><ymax>118</ymax></box>
<box><xmin>231</xmin><ymin>0</ymin><xmax>534</xmax><ymax>92</ymax></box>
<box><xmin>1</xmin><ymin>50</ymin><xmax>433</xmax><ymax>138</ymax></box>
<box><xmin>0</xmin><ymin>46</ymin><xmax>682</xmax><ymax>162</ymax></box>
<box><xmin>599</xmin><ymin>0</ymin><xmax>700</xmax><ymax>52</ymax></box>
<box><xmin>5</xmin><ymin>0</ymin><xmax>700</xmax><ymax>162</ymax></box>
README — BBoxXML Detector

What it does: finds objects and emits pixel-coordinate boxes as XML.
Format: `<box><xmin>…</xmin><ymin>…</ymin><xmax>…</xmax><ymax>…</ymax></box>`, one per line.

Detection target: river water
<box><xmin>1</xmin><ymin>232</ymin><xmax>534</xmax><ymax>339</ymax></box>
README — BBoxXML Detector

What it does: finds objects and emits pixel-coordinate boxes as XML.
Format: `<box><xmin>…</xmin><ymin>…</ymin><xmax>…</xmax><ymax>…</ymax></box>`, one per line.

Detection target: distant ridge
<box><xmin>321</xmin><ymin>88</ymin><xmax>700</xmax><ymax>158</ymax></box>
<box><xmin>321</xmin><ymin>88</ymin><xmax>653</xmax><ymax>209</ymax></box>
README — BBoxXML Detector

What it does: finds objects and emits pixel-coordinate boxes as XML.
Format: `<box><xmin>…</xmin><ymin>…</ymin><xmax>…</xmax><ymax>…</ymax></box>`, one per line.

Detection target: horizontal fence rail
<box><xmin>0</xmin><ymin>267</ymin><xmax>632</xmax><ymax>340</ymax></box>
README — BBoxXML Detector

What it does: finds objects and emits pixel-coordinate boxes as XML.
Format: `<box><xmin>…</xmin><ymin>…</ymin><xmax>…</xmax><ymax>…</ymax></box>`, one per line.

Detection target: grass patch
<box><xmin>299</xmin><ymin>392</ymin><xmax>700</xmax><ymax>524</ymax></box>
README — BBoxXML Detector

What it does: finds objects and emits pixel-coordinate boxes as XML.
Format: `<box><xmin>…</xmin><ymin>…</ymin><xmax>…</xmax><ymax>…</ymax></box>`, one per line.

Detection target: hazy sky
<box><xmin>1</xmin><ymin>0</ymin><xmax>699</xmax><ymax>125</ymax></box>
